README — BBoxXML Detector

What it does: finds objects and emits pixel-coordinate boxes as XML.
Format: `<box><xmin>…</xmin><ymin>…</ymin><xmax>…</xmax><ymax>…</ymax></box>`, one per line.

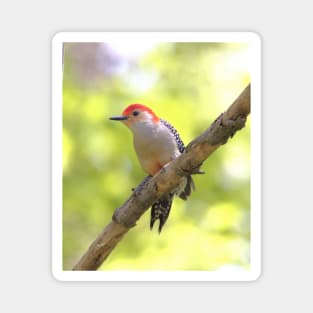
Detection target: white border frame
<box><xmin>52</xmin><ymin>32</ymin><xmax>261</xmax><ymax>281</ymax></box>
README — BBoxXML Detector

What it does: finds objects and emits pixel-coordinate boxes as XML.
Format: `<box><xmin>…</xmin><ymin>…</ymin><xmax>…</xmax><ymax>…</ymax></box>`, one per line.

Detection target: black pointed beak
<box><xmin>109</xmin><ymin>116</ymin><xmax>128</xmax><ymax>121</ymax></box>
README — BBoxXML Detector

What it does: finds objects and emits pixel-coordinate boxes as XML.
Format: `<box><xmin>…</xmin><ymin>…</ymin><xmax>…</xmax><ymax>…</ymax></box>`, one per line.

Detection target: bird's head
<box><xmin>109</xmin><ymin>104</ymin><xmax>159</xmax><ymax>130</ymax></box>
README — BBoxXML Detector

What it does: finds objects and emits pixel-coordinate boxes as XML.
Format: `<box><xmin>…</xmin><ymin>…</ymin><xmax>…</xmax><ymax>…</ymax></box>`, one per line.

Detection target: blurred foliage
<box><xmin>62</xmin><ymin>41</ymin><xmax>251</xmax><ymax>271</ymax></box>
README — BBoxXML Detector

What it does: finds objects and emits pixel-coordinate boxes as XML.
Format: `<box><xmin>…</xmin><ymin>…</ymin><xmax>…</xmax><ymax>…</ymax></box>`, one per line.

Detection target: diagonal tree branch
<box><xmin>72</xmin><ymin>84</ymin><xmax>251</xmax><ymax>270</ymax></box>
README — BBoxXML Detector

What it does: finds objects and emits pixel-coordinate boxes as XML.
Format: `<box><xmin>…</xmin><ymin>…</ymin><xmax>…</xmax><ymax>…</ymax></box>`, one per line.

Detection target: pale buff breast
<box><xmin>131</xmin><ymin>120</ymin><xmax>180</xmax><ymax>175</ymax></box>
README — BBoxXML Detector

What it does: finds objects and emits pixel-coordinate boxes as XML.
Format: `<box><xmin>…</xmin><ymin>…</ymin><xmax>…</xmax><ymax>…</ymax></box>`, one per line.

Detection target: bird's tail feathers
<box><xmin>150</xmin><ymin>175</ymin><xmax>196</xmax><ymax>233</ymax></box>
<box><xmin>150</xmin><ymin>193</ymin><xmax>174</xmax><ymax>233</ymax></box>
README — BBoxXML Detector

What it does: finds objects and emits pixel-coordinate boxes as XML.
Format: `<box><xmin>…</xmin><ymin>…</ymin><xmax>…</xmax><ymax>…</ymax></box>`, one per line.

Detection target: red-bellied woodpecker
<box><xmin>110</xmin><ymin>104</ymin><xmax>195</xmax><ymax>233</ymax></box>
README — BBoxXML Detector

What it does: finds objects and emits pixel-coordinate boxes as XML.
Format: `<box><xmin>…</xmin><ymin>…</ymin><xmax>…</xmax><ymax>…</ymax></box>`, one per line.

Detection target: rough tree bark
<box><xmin>72</xmin><ymin>84</ymin><xmax>251</xmax><ymax>271</ymax></box>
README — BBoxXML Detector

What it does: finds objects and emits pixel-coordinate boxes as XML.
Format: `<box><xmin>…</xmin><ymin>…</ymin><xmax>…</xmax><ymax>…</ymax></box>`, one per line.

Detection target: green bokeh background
<box><xmin>62</xmin><ymin>42</ymin><xmax>251</xmax><ymax>271</ymax></box>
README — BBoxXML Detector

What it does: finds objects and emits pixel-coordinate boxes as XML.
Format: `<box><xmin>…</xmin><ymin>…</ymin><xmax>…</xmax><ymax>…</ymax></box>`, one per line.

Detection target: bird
<box><xmin>109</xmin><ymin>103</ymin><xmax>195</xmax><ymax>233</ymax></box>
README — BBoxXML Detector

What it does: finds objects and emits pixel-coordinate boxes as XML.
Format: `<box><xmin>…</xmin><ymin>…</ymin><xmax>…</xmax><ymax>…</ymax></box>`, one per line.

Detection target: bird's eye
<box><xmin>133</xmin><ymin>111</ymin><xmax>140</xmax><ymax>116</ymax></box>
